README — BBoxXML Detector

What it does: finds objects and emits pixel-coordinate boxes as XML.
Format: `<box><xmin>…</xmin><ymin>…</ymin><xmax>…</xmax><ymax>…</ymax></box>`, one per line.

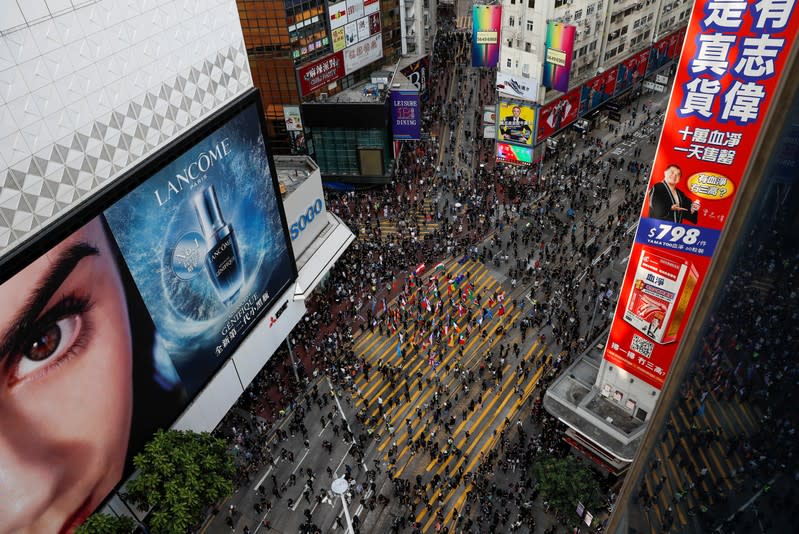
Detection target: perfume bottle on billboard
<box><xmin>193</xmin><ymin>185</ymin><xmax>243</xmax><ymax>304</ymax></box>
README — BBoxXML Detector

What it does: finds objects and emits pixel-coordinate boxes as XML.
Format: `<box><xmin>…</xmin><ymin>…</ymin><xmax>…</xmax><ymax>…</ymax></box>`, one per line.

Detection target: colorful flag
<box><xmin>414</xmin><ymin>263</ymin><xmax>426</xmax><ymax>275</ymax></box>
<box><xmin>458</xmin><ymin>335</ymin><xmax>466</xmax><ymax>345</ymax></box>
<box><xmin>435</xmin><ymin>261</ymin><xmax>446</xmax><ymax>272</ymax></box>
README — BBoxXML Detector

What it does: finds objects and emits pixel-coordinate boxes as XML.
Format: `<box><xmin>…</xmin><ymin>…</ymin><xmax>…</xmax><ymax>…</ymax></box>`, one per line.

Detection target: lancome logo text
<box><xmin>155</xmin><ymin>138</ymin><xmax>232</xmax><ymax>206</ymax></box>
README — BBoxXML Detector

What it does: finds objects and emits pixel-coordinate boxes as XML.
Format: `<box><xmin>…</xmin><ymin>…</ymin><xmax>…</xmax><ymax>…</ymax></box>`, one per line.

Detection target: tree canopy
<box><xmin>532</xmin><ymin>455</ymin><xmax>604</xmax><ymax>523</ymax></box>
<box><xmin>123</xmin><ymin>429</ymin><xmax>235</xmax><ymax>534</ymax></box>
<box><xmin>76</xmin><ymin>513</ymin><xmax>135</xmax><ymax>534</ymax></box>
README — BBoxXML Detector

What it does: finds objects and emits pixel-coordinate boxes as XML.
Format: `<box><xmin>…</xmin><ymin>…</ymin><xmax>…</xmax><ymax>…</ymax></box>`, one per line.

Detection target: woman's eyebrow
<box><xmin>0</xmin><ymin>242</ymin><xmax>100</xmax><ymax>364</ymax></box>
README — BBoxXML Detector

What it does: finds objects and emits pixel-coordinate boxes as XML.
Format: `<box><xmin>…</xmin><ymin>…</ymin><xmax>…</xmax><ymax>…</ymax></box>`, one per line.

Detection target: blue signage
<box><xmin>391</xmin><ymin>89</ymin><xmax>421</xmax><ymax>140</ymax></box>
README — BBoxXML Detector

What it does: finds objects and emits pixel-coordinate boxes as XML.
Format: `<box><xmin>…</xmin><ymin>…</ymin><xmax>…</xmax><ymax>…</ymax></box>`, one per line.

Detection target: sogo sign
<box><xmin>290</xmin><ymin>198</ymin><xmax>324</xmax><ymax>240</ymax></box>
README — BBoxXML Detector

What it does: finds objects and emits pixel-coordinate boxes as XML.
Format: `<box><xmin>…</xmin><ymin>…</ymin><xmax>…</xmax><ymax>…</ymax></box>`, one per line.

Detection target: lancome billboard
<box><xmin>0</xmin><ymin>91</ymin><xmax>296</xmax><ymax>532</ymax></box>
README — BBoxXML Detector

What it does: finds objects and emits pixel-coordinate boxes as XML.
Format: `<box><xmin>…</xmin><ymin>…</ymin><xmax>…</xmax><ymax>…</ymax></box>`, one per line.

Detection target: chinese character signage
<box><xmin>497</xmin><ymin>100</ymin><xmax>535</xmax><ymax>146</ymax></box>
<box><xmin>536</xmin><ymin>88</ymin><xmax>581</xmax><ymax>142</ymax></box>
<box><xmin>328</xmin><ymin>0</ymin><xmax>348</xmax><ymax>29</ymax></box>
<box><xmin>496</xmin><ymin>71</ymin><xmax>539</xmax><ymax>102</ymax></box>
<box><xmin>603</xmin><ymin>0</ymin><xmax>799</xmax><ymax>389</ymax></box>
<box><xmin>391</xmin><ymin>89</ymin><xmax>421</xmax><ymax>140</ymax></box>
<box><xmin>496</xmin><ymin>142</ymin><xmax>533</xmax><ymax>165</ymax></box>
<box><xmin>543</xmin><ymin>22</ymin><xmax>576</xmax><ymax>92</ymax></box>
<box><xmin>579</xmin><ymin>66</ymin><xmax>618</xmax><ymax>115</ymax></box>
<box><xmin>344</xmin><ymin>33</ymin><xmax>383</xmax><ymax>75</ymax></box>
<box><xmin>472</xmin><ymin>5</ymin><xmax>502</xmax><ymax>67</ymax></box>
<box><xmin>297</xmin><ymin>52</ymin><xmax>346</xmax><ymax>96</ymax></box>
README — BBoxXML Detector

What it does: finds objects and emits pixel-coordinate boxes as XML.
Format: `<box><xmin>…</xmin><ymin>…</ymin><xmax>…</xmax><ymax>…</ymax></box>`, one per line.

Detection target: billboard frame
<box><xmin>0</xmin><ymin>89</ymin><xmax>297</xmax><ymax>287</ymax></box>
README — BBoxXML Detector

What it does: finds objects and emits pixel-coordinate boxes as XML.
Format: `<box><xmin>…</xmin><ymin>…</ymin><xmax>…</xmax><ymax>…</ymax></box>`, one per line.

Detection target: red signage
<box><xmin>579</xmin><ymin>65</ymin><xmax>618</xmax><ymax>114</ymax></box>
<box><xmin>536</xmin><ymin>87</ymin><xmax>581</xmax><ymax>142</ymax></box>
<box><xmin>604</xmin><ymin>1</ymin><xmax>799</xmax><ymax>389</ymax></box>
<box><xmin>615</xmin><ymin>49</ymin><xmax>649</xmax><ymax>95</ymax></box>
<box><xmin>297</xmin><ymin>52</ymin><xmax>346</xmax><ymax>96</ymax></box>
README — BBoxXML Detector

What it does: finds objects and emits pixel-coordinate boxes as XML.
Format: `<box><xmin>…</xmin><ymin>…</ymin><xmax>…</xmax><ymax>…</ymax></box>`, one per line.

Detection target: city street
<box><xmin>203</xmin><ymin>12</ymin><xmax>686</xmax><ymax>534</ymax></box>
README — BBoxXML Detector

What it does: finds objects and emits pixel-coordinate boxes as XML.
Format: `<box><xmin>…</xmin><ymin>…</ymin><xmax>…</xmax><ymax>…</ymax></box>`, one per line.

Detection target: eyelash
<box><xmin>8</xmin><ymin>294</ymin><xmax>94</xmax><ymax>387</ymax></box>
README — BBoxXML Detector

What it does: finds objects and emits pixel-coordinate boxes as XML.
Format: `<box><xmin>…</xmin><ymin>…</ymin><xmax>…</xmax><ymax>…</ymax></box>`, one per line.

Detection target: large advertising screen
<box><xmin>0</xmin><ymin>91</ymin><xmax>296</xmax><ymax>532</ymax></box>
<box><xmin>579</xmin><ymin>66</ymin><xmax>618</xmax><ymax>115</ymax></box>
<box><xmin>543</xmin><ymin>22</ymin><xmax>576</xmax><ymax>93</ymax></box>
<box><xmin>472</xmin><ymin>5</ymin><xmax>502</xmax><ymax>67</ymax></box>
<box><xmin>497</xmin><ymin>100</ymin><xmax>535</xmax><ymax>146</ymax></box>
<box><xmin>536</xmin><ymin>87</ymin><xmax>581</xmax><ymax>143</ymax></box>
<box><xmin>391</xmin><ymin>89</ymin><xmax>422</xmax><ymax>140</ymax></box>
<box><xmin>602</xmin><ymin>3</ymin><xmax>799</xmax><ymax>389</ymax></box>
<box><xmin>496</xmin><ymin>142</ymin><xmax>533</xmax><ymax>165</ymax></box>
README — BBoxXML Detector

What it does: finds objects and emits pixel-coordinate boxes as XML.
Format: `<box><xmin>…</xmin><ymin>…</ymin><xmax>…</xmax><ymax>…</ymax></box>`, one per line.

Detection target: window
<box><xmin>511</xmin><ymin>0</ymin><xmax>515</xmax><ymax>3</ymax></box>
<box><xmin>525</xmin><ymin>42</ymin><xmax>531</xmax><ymax>52</ymax></box>
<box><xmin>528</xmin><ymin>0</ymin><xmax>535</xmax><ymax>7</ymax></box>
<box><xmin>507</xmin><ymin>58</ymin><xmax>512</xmax><ymax>68</ymax></box>
<box><xmin>507</xmin><ymin>39</ymin><xmax>513</xmax><ymax>47</ymax></box>
<box><xmin>575</xmin><ymin>9</ymin><xmax>582</xmax><ymax>19</ymax></box>
<box><xmin>554</xmin><ymin>0</ymin><xmax>567</xmax><ymax>7</ymax></box>
<box><xmin>527</xmin><ymin>20</ymin><xmax>534</xmax><ymax>31</ymax></box>
<box><xmin>621</xmin><ymin>25</ymin><xmax>628</xmax><ymax>35</ymax></box>
<box><xmin>509</xmin><ymin>16</ymin><xmax>515</xmax><ymax>27</ymax></box>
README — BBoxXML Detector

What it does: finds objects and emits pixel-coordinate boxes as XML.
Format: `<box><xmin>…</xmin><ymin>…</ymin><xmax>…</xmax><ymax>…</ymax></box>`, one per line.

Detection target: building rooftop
<box><xmin>543</xmin><ymin>337</ymin><xmax>647</xmax><ymax>462</ymax></box>
<box><xmin>273</xmin><ymin>155</ymin><xmax>318</xmax><ymax>196</ymax></box>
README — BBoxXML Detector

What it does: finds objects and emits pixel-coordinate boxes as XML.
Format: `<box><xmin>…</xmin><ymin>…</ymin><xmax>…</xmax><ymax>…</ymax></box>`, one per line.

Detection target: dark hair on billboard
<box><xmin>99</xmin><ymin>216</ymin><xmax>188</xmax><ymax>471</ymax></box>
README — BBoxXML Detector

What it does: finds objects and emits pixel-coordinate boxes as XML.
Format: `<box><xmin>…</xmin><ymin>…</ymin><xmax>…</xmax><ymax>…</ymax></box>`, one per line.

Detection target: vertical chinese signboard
<box><xmin>603</xmin><ymin>1</ymin><xmax>799</xmax><ymax>389</ymax></box>
<box><xmin>543</xmin><ymin>22</ymin><xmax>576</xmax><ymax>93</ymax></box>
<box><xmin>472</xmin><ymin>5</ymin><xmax>502</xmax><ymax>67</ymax></box>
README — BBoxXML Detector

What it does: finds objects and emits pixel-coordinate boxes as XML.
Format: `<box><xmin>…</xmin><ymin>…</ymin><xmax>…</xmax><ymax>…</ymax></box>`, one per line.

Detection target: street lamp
<box><xmin>331</xmin><ymin>477</ymin><xmax>355</xmax><ymax>534</ymax></box>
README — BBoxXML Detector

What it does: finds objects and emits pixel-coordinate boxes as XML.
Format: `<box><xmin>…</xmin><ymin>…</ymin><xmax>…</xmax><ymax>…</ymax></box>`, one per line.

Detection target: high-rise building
<box><xmin>237</xmin><ymin>0</ymin><xmax>404</xmax><ymax>154</ymax></box>
<box><xmin>496</xmin><ymin>0</ymin><xmax>692</xmax><ymax>102</ymax></box>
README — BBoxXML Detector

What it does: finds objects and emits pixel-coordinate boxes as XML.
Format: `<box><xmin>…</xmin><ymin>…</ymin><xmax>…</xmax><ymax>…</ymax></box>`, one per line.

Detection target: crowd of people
<box><xmin>205</xmin><ymin>6</ymin><xmax>678</xmax><ymax>533</ymax></box>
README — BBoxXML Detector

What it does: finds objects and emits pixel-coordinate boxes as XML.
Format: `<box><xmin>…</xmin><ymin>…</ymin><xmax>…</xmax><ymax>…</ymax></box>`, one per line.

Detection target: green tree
<box><xmin>75</xmin><ymin>513</ymin><xmax>135</xmax><ymax>534</ymax></box>
<box><xmin>123</xmin><ymin>429</ymin><xmax>235</xmax><ymax>534</ymax></box>
<box><xmin>532</xmin><ymin>455</ymin><xmax>603</xmax><ymax>521</ymax></box>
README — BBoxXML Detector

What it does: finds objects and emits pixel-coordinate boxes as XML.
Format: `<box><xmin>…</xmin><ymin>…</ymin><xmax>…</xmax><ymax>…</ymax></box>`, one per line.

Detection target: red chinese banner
<box><xmin>536</xmin><ymin>87</ymin><xmax>581</xmax><ymax>142</ymax></box>
<box><xmin>297</xmin><ymin>51</ymin><xmax>346</xmax><ymax>96</ymax></box>
<box><xmin>604</xmin><ymin>1</ymin><xmax>799</xmax><ymax>389</ymax></box>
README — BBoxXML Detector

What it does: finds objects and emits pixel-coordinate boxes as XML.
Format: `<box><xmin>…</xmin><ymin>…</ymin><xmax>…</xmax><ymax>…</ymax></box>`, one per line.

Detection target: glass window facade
<box><xmin>310</xmin><ymin>127</ymin><xmax>390</xmax><ymax>176</ymax></box>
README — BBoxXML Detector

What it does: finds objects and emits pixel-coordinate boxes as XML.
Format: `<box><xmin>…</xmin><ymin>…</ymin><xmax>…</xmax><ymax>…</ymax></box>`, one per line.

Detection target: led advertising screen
<box><xmin>602</xmin><ymin>3</ymin><xmax>799</xmax><ymax>389</ymax></box>
<box><xmin>536</xmin><ymin>87</ymin><xmax>581</xmax><ymax>143</ymax></box>
<box><xmin>579</xmin><ymin>66</ymin><xmax>618</xmax><ymax>115</ymax></box>
<box><xmin>472</xmin><ymin>5</ymin><xmax>502</xmax><ymax>67</ymax></box>
<box><xmin>543</xmin><ymin>22</ymin><xmax>576</xmax><ymax>93</ymax></box>
<box><xmin>391</xmin><ymin>89</ymin><xmax>422</xmax><ymax>140</ymax></box>
<box><xmin>0</xmin><ymin>91</ymin><xmax>296</xmax><ymax>532</ymax></box>
<box><xmin>497</xmin><ymin>100</ymin><xmax>535</xmax><ymax>146</ymax></box>
<box><xmin>614</xmin><ymin>49</ymin><xmax>649</xmax><ymax>96</ymax></box>
<box><xmin>496</xmin><ymin>142</ymin><xmax>533</xmax><ymax>165</ymax></box>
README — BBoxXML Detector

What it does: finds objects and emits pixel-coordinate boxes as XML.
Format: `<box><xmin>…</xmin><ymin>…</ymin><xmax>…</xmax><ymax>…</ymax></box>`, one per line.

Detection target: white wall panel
<box><xmin>172</xmin><ymin>359</ymin><xmax>244</xmax><ymax>433</ymax></box>
<box><xmin>0</xmin><ymin>0</ymin><xmax>253</xmax><ymax>259</ymax></box>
